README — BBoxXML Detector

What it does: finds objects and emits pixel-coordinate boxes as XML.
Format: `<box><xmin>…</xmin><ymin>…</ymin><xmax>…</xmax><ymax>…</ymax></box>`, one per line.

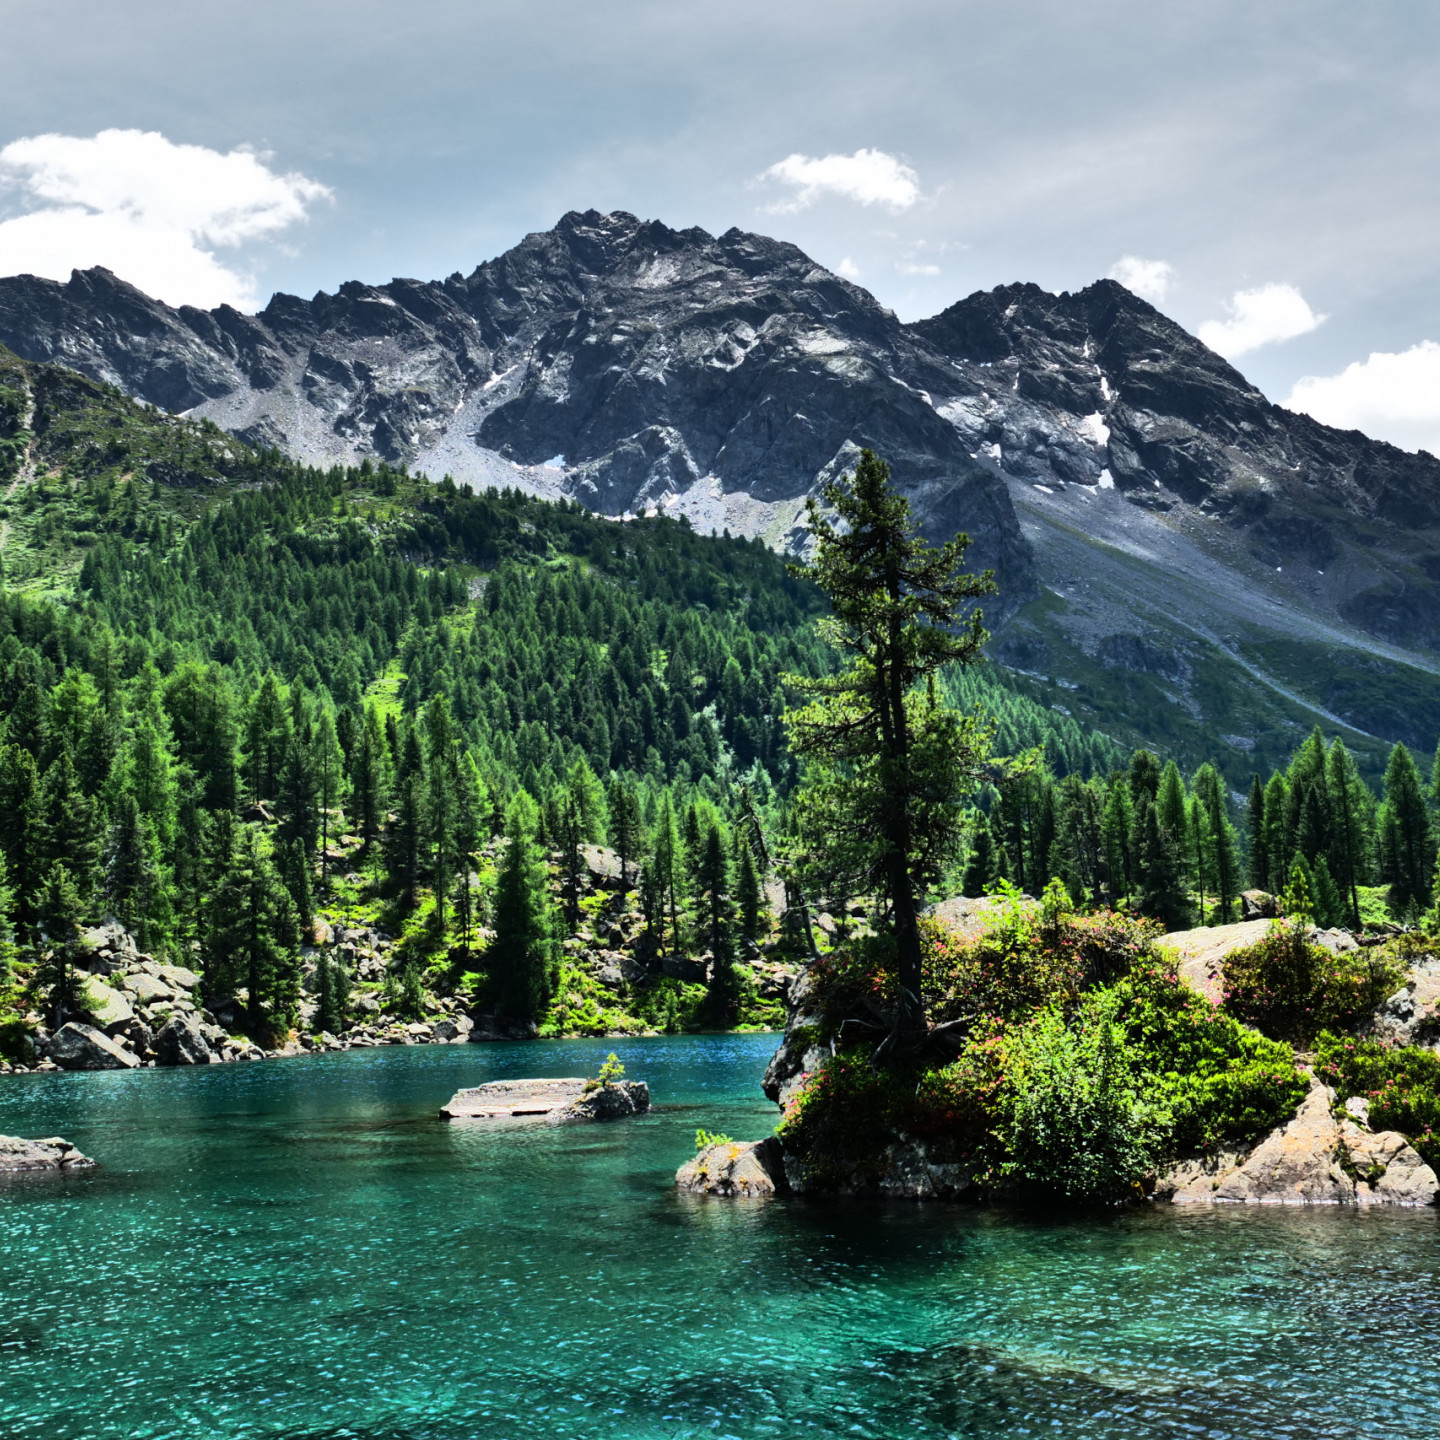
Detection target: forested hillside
<box><xmin>0</xmin><ymin>340</ymin><xmax>1437</xmax><ymax>1067</ymax></box>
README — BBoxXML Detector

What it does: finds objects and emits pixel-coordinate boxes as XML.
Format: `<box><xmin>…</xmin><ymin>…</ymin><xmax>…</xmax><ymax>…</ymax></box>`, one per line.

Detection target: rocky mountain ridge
<box><xmin>3</xmin><ymin>210</ymin><xmax>1440</xmax><ymax>757</ymax></box>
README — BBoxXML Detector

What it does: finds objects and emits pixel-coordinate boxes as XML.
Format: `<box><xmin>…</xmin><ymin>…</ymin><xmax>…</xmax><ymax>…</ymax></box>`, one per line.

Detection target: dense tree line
<box><xmin>961</xmin><ymin>726</ymin><xmax>1440</xmax><ymax>930</ymax></box>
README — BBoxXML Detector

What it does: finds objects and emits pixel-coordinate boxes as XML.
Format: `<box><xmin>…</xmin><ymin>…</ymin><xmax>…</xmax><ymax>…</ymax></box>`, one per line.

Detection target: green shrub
<box><xmin>0</xmin><ymin>1015</ymin><xmax>35</xmax><ymax>1065</ymax></box>
<box><xmin>695</xmin><ymin>1128</ymin><xmax>733</xmax><ymax>1151</ymax></box>
<box><xmin>1223</xmin><ymin>921</ymin><xmax>1404</xmax><ymax>1044</ymax></box>
<box><xmin>1109</xmin><ymin>961</ymin><xmax>1307</xmax><ymax>1151</ymax></box>
<box><xmin>999</xmin><ymin>993</ymin><xmax>1168</xmax><ymax>1203</ymax></box>
<box><xmin>1315</xmin><ymin>1032</ymin><xmax>1440</xmax><ymax>1168</ymax></box>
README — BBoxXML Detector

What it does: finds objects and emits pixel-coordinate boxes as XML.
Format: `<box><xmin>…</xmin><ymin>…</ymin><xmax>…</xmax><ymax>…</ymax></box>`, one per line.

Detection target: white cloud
<box><xmin>835</xmin><ymin>256</ymin><xmax>862</xmax><ymax>280</ymax></box>
<box><xmin>1284</xmin><ymin>341</ymin><xmax>1440</xmax><ymax>454</ymax></box>
<box><xmin>896</xmin><ymin>260</ymin><xmax>940</xmax><ymax>276</ymax></box>
<box><xmin>1106</xmin><ymin>254</ymin><xmax>1172</xmax><ymax>305</ymax></box>
<box><xmin>758</xmin><ymin>148</ymin><xmax>920</xmax><ymax>213</ymax></box>
<box><xmin>1197</xmin><ymin>282</ymin><xmax>1325</xmax><ymax>360</ymax></box>
<box><xmin>0</xmin><ymin>128</ymin><xmax>330</xmax><ymax>310</ymax></box>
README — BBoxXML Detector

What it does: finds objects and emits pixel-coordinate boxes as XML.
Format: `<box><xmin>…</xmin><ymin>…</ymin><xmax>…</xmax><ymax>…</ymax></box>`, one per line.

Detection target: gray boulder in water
<box><xmin>154</xmin><ymin>1015</ymin><xmax>214</xmax><ymax>1066</ymax></box>
<box><xmin>677</xmin><ymin>1137</ymin><xmax>788</xmax><ymax>1196</ymax></box>
<box><xmin>546</xmin><ymin>1080</ymin><xmax>650</xmax><ymax>1125</ymax></box>
<box><xmin>49</xmin><ymin>1022</ymin><xmax>140</xmax><ymax>1071</ymax></box>
<box><xmin>0</xmin><ymin>1135</ymin><xmax>95</xmax><ymax>1171</ymax></box>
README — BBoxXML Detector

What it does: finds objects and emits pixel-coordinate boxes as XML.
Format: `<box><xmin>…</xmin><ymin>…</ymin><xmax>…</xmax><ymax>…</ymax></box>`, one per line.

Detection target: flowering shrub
<box><xmin>1223</xmin><ymin>922</ymin><xmax>1404</xmax><ymax>1044</ymax></box>
<box><xmin>1315</xmin><ymin>1032</ymin><xmax>1440</xmax><ymax>1168</ymax></box>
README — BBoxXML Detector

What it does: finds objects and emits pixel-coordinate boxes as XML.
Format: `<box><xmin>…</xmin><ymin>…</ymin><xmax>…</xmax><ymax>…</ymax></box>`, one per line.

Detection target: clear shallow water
<box><xmin>2</xmin><ymin>1035</ymin><xmax>1439</xmax><ymax>1440</ymax></box>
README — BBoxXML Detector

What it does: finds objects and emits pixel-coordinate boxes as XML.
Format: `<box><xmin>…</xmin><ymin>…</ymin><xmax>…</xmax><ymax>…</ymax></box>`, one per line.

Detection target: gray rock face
<box><xmin>0</xmin><ymin>1135</ymin><xmax>95</xmax><ymax>1171</ymax></box>
<box><xmin>8</xmin><ymin>215</ymin><xmax>1440</xmax><ymax>654</ymax></box>
<box><xmin>154</xmin><ymin>1015</ymin><xmax>214</xmax><ymax>1066</ymax></box>
<box><xmin>1160</xmin><ymin>1083</ymin><xmax>1439</xmax><ymax>1207</ymax></box>
<box><xmin>49</xmin><ymin>1022</ymin><xmax>140</xmax><ymax>1070</ymax></box>
<box><xmin>547</xmin><ymin>1080</ymin><xmax>650</xmax><ymax>1125</ymax></box>
<box><xmin>760</xmin><ymin>970</ymin><xmax>827</xmax><ymax>1109</ymax></box>
<box><xmin>677</xmin><ymin>1137</ymin><xmax>788</xmax><ymax>1196</ymax></box>
<box><xmin>0</xmin><ymin>214</ymin><xmax>1028</xmax><ymax>607</ymax></box>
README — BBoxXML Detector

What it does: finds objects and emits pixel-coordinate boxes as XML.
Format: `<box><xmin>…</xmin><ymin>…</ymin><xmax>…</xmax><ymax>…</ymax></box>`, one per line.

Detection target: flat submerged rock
<box><xmin>0</xmin><ymin>1135</ymin><xmax>96</xmax><ymax>1172</ymax></box>
<box><xmin>440</xmin><ymin>1078</ymin><xmax>587</xmax><ymax>1120</ymax></box>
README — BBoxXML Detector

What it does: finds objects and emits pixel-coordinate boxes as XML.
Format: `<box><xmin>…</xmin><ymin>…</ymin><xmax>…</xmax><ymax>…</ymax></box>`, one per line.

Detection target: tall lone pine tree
<box><xmin>786</xmin><ymin>449</ymin><xmax>995</xmax><ymax>1042</ymax></box>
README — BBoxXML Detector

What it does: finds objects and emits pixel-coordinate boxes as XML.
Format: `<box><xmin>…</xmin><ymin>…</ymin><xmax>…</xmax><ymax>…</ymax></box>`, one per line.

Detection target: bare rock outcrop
<box><xmin>678</xmin><ymin>1137</ymin><xmax>788</xmax><ymax>1196</ymax></box>
<box><xmin>440</xmin><ymin>1077</ymin><xmax>587</xmax><ymax>1120</ymax></box>
<box><xmin>0</xmin><ymin>1135</ymin><xmax>95</xmax><ymax>1172</ymax></box>
<box><xmin>155</xmin><ymin>1015</ymin><xmax>215</xmax><ymax>1067</ymax></box>
<box><xmin>1160</xmin><ymin>1083</ymin><xmax>1439</xmax><ymax>1207</ymax></box>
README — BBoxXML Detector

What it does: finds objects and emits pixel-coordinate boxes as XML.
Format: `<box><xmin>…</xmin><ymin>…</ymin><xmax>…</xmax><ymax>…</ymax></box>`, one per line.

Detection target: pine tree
<box><xmin>1380</xmin><ymin>743</ymin><xmax>1436</xmax><ymax>917</ymax></box>
<box><xmin>422</xmin><ymin>696</ymin><xmax>462</xmax><ymax>929</ymax></box>
<box><xmin>1246</xmin><ymin>774</ymin><xmax>1267</xmax><ymax>890</ymax></box>
<box><xmin>245</xmin><ymin>673</ymin><xmax>291</xmax><ymax>804</ymax></box>
<box><xmin>313</xmin><ymin>710</ymin><xmax>344</xmax><ymax>888</ymax></box>
<box><xmin>785</xmin><ymin>451</ymin><xmax>994</xmax><ymax>1038</ymax></box>
<box><xmin>0</xmin><ymin>854</ymin><xmax>16</xmax><ymax>995</ymax></box>
<box><xmin>1326</xmin><ymin>739</ymin><xmax>1371</xmax><ymax>929</ymax></box>
<box><xmin>489</xmin><ymin>792</ymin><xmax>555</xmax><ymax>1023</ymax></box>
<box><xmin>962</xmin><ymin>812</ymin><xmax>998</xmax><ymax>898</ymax></box>
<box><xmin>0</xmin><ymin>744</ymin><xmax>42</xmax><ymax>925</ymax></box>
<box><xmin>1311</xmin><ymin>854</ymin><xmax>1344</xmax><ymax>929</ymax></box>
<box><xmin>1261</xmin><ymin>772</ymin><xmax>1292</xmax><ymax>894</ymax></box>
<box><xmin>1136</xmin><ymin>801</ymin><xmax>1191</xmax><ymax>931</ymax></box>
<box><xmin>1192</xmin><ymin>763</ymin><xmax>1240</xmax><ymax>923</ymax></box>
<box><xmin>607</xmin><ymin>776</ymin><xmax>642</xmax><ymax>889</ymax></box>
<box><xmin>104</xmin><ymin>792</ymin><xmax>162</xmax><ymax>949</ymax></box>
<box><xmin>204</xmin><ymin>825</ymin><xmax>300</xmax><ymax>1041</ymax></box>
<box><xmin>696</xmin><ymin>819</ymin><xmax>739</xmax><ymax>1024</ymax></box>
<box><xmin>649</xmin><ymin>796</ymin><xmax>682</xmax><ymax>954</ymax></box>
<box><xmin>736</xmin><ymin>838</ymin><xmax>763</xmax><ymax>941</ymax></box>
<box><xmin>35</xmin><ymin>863</ymin><xmax>83</xmax><ymax>1029</ymax></box>
<box><xmin>40</xmin><ymin>747</ymin><xmax>100</xmax><ymax>897</ymax></box>
<box><xmin>1100</xmin><ymin>780</ymin><xmax>1133</xmax><ymax>906</ymax></box>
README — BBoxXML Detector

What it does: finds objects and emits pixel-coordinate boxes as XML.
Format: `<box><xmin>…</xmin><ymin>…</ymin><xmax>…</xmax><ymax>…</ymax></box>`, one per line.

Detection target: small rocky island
<box><xmin>680</xmin><ymin>901</ymin><xmax>1440</xmax><ymax>1209</ymax></box>
<box><xmin>443</xmin><ymin>1056</ymin><xmax>649</xmax><ymax>1126</ymax></box>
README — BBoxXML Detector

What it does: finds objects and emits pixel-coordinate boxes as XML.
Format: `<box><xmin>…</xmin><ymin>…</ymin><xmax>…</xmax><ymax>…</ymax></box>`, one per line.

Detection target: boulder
<box><xmin>124</xmin><ymin>972</ymin><xmax>175</xmax><ymax>1005</ymax></box>
<box><xmin>1165</xmin><ymin>919</ymin><xmax>1274</xmax><ymax>1004</ymax></box>
<box><xmin>1211</xmin><ymin>1085</ymin><xmax>1352</xmax><ymax>1203</ymax></box>
<box><xmin>49</xmin><ymin>1022</ymin><xmax>140</xmax><ymax>1071</ymax></box>
<box><xmin>430</xmin><ymin>1015</ymin><xmax>472</xmax><ymax>1043</ymax></box>
<box><xmin>154</xmin><ymin>1015</ymin><xmax>214</xmax><ymax>1066</ymax></box>
<box><xmin>661</xmin><ymin>954</ymin><xmax>708</xmax><ymax>984</ymax></box>
<box><xmin>678</xmin><ymin>1137</ymin><xmax>789</xmax><ymax>1196</ymax></box>
<box><xmin>579</xmin><ymin>844</ymin><xmax>625</xmax><ymax>889</ymax></box>
<box><xmin>0</xmin><ymin>1135</ymin><xmax>96</xmax><ymax>1172</ymax></box>
<box><xmin>1240</xmin><ymin>889</ymin><xmax>1278</xmax><ymax>921</ymax></box>
<box><xmin>441</xmin><ymin>1077</ymin><xmax>587</xmax><ymax>1119</ymax></box>
<box><xmin>547</xmin><ymin>1079</ymin><xmax>650</xmax><ymax>1125</ymax></box>
<box><xmin>154</xmin><ymin>964</ymin><xmax>201</xmax><ymax>992</ymax></box>
<box><xmin>1341</xmin><ymin>1120</ymin><xmax>1440</xmax><ymax>1205</ymax></box>
<box><xmin>81</xmin><ymin>978</ymin><xmax>133</xmax><ymax>1028</ymax></box>
<box><xmin>1368</xmin><ymin>960</ymin><xmax>1440</xmax><ymax>1046</ymax></box>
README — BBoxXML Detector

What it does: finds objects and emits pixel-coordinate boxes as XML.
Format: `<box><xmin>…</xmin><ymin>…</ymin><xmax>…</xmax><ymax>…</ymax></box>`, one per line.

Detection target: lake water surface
<box><xmin>2</xmin><ymin>1033</ymin><xmax>1438</xmax><ymax>1439</ymax></box>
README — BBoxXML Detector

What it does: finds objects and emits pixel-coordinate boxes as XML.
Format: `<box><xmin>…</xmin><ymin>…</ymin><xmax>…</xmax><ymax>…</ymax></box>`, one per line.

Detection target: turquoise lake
<box><xmin>2</xmin><ymin>1033</ymin><xmax>1439</xmax><ymax>1439</ymax></box>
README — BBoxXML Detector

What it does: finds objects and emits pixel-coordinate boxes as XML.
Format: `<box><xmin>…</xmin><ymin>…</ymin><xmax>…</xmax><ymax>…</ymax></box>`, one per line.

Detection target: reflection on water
<box><xmin>2</xmin><ymin>1034</ymin><xmax>1438</xmax><ymax>1439</ymax></box>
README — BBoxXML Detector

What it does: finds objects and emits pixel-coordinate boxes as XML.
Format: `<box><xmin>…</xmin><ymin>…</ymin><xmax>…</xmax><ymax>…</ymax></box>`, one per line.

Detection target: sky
<box><xmin>2</xmin><ymin>0</ymin><xmax>1440</xmax><ymax>450</ymax></box>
